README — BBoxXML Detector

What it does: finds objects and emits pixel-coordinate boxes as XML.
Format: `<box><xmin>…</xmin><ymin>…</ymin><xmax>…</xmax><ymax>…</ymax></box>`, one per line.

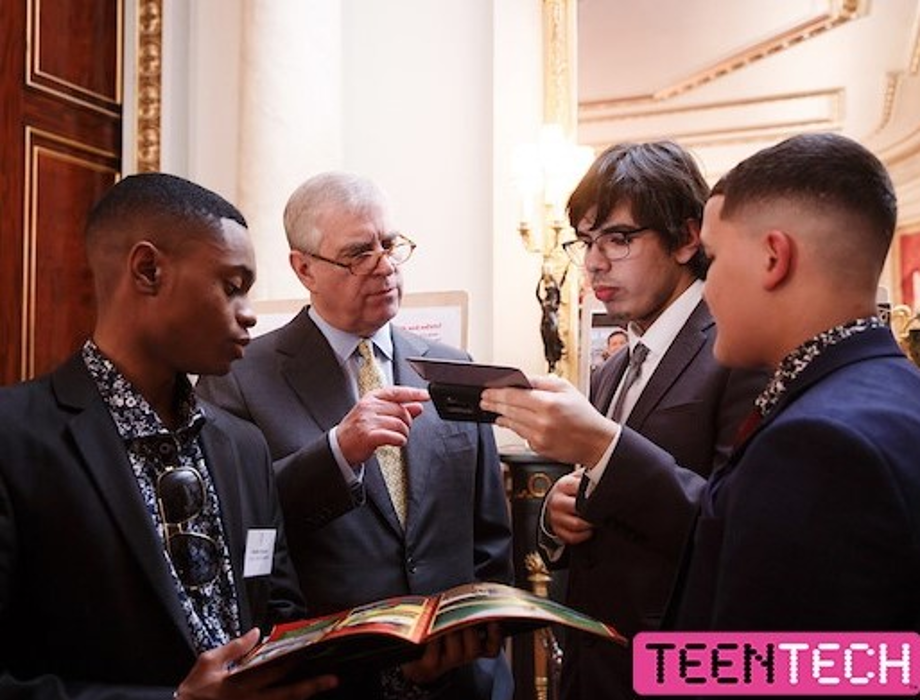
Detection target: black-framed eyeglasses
<box><xmin>156</xmin><ymin>466</ymin><xmax>220</xmax><ymax>589</ymax></box>
<box><xmin>308</xmin><ymin>234</ymin><xmax>416</xmax><ymax>276</ymax></box>
<box><xmin>562</xmin><ymin>226</ymin><xmax>652</xmax><ymax>266</ymax></box>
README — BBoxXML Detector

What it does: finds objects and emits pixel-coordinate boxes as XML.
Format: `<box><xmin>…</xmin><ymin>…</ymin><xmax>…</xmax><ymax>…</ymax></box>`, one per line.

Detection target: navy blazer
<box><xmin>548</xmin><ymin>300</ymin><xmax>767</xmax><ymax>700</ymax></box>
<box><xmin>196</xmin><ymin>307</ymin><xmax>514</xmax><ymax>700</ymax></box>
<box><xmin>0</xmin><ymin>353</ymin><xmax>304</xmax><ymax>699</ymax></box>
<box><xmin>675</xmin><ymin>326</ymin><xmax>920</xmax><ymax>631</ymax></box>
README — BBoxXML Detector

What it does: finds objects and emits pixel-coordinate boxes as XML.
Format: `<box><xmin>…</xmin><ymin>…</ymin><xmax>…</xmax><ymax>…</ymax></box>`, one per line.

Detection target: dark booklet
<box><xmin>406</xmin><ymin>357</ymin><xmax>531</xmax><ymax>422</ymax></box>
<box><xmin>231</xmin><ymin>582</ymin><xmax>625</xmax><ymax>682</ymax></box>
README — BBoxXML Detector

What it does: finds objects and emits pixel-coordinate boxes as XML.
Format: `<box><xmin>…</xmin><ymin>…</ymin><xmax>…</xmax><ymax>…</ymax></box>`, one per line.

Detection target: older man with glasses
<box><xmin>196</xmin><ymin>171</ymin><xmax>513</xmax><ymax>700</ymax></box>
<box><xmin>480</xmin><ymin>141</ymin><xmax>768</xmax><ymax>700</ymax></box>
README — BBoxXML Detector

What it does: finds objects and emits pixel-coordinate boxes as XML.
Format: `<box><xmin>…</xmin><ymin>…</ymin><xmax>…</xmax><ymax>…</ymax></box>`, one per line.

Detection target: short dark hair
<box><xmin>86</xmin><ymin>172</ymin><xmax>246</xmax><ymax>250</ymax></box>
<box><xmin>712</xmin><ymin>133</ymin><xmax>897</xmax><ymax>258</ymax></box>
<box><xmin>567</xmin><ymin>141</ymin><xmax>711</xmax><ymax>279</ymax></box>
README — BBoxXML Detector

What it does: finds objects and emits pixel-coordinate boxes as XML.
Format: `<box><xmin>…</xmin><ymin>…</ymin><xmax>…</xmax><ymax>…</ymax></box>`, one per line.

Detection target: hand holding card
<box><xmin>407</xmin><ymin>357</ymin><xmax>530</xmax><ymax>423</ymax></box>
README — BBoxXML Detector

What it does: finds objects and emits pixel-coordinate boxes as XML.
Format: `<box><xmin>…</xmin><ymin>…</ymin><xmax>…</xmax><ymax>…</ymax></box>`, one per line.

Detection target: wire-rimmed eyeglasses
<box><xmin>562</xmin><ymin>226</ymin><xmax>651</xmax><ymax>266</ymax></box>
<box><xmin>156</xmin><ymin>466</ymin><xmax>220</xmax><ymax>590</ymax></box>
<box><xmin>308</xmin><ymin>234</ymin><xmax>416</xmax><ymax>276</ymax></box>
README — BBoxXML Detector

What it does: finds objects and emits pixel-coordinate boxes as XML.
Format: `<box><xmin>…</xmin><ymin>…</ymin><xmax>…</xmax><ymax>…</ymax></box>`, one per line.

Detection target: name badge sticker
<box><xmin>243</xmin><ymin>528</ymin><xmax>276</xmax><ymax>578</ymax></box>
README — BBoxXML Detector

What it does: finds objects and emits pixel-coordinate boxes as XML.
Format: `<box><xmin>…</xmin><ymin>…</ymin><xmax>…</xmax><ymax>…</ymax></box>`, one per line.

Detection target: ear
<box><xmin>674</xmin><ymin>218</ymin><xmax>702</xmax><ymax>265</ymax></box>
<box><xmin>289</xmin><ymin>249</ymin><xmax>317</xmax><ymax>292</ymax></box>
<box><xmin>128</xmin><ymin>241</ymin><xmax>162</xmax><ymax>295</ymax></box>
<box><xmin>763</xmin><ymin>229</ymin><xmax>794</xmax><ymax>290</ymax></box>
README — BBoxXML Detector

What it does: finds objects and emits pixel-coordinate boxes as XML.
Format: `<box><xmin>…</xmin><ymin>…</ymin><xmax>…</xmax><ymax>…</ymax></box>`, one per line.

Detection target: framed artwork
<box><xmin>394</xmin><ymin>291</ymin><xmax>469</xmax><ymax>351</ymax></box>
<box><xmin>898</xmin><ymin>229</ymin><xmax>920</xmax><ymax>309</ymax></box>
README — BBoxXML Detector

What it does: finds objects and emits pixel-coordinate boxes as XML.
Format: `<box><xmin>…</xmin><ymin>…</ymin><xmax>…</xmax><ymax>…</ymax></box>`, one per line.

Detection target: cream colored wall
<box><xmin>159</xmin><ymin>0</ymin><xmax>550</xmax><ymax>385</ymax></box>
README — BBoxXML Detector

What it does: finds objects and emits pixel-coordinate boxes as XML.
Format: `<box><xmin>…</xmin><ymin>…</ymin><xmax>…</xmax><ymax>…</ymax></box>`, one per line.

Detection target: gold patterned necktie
<box><xmin>356</xmin><ymin>339</ymin><xmax>408</xmax><ymax>527</ymax></box>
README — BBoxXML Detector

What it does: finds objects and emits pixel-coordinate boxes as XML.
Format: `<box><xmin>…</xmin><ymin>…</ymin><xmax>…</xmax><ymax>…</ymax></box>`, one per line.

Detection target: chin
<box><xmin>196</xmin><ymin>359</ymin><xmax>234</xmax><ymax>378</ymax></box>
<box><xmin>712</xmin><ymin>340</ymin><xmax>732</xmax><ymax>367</ymax></box>
<box><xmin>713</xmin><ymin>342</ymin><xmax>752</xmax><ymax>370</ymax></box>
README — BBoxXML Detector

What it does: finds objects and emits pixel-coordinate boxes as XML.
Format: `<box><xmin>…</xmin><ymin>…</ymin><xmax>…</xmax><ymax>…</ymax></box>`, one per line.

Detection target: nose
<box><xmin>237</xmin><ymin>297</ymin><xmax>257</xmax><ymax>329</ymax></box>
<box><xmin>372</xmin><ymin>250</ymin><xmax>397</xmax><ymax>275</ymax></box>
<box><xmin>583</xmin><ymin>240</ymin><xmax>609</xmax><ymax>274</ymax></box>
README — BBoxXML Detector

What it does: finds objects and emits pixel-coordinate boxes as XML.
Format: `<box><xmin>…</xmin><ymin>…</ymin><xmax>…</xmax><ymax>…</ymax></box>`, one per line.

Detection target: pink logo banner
<box><xmin>633</xmin><ymin>632</ymin><xmax>920</xmax><ymax>695</ymax></box>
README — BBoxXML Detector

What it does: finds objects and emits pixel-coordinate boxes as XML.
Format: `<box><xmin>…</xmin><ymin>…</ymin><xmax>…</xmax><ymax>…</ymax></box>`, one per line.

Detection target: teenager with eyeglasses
<box><xmin>0</xmin><ymin>173</ymin><xmax>500</xmax><ymax>700</ymax></box>
<box><xmin>480</xmin><ymin>141</ymin><xmax>768</xmax><ymax>700</ymax></box>
<box><xmin>197</xmin><ymin>171</ymin><xmax>514</xmax><ymax>700</ymax></box>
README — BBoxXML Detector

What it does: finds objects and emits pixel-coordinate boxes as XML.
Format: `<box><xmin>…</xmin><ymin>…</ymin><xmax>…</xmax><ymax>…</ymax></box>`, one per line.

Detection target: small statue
<box><xmin>890</xmin><ymin>303</ymin><xmax>920</xmax><ymax>368</ymax></box>
<box><xmin>536</xmin><ymin>265</ymin><xmax>567</xmax><ymax>372</ymax></box>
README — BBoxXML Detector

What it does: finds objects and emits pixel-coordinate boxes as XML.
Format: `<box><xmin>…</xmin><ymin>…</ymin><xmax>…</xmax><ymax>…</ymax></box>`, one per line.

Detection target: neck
<box><xmin>767</xmin><ymin>296</ymin><xmax>878</xmax><ymax>368</ymax></box>
<box><xmin>92</xmin><ymin>331</ymin><xmax>182</xmax><ymax>430</ymax></box>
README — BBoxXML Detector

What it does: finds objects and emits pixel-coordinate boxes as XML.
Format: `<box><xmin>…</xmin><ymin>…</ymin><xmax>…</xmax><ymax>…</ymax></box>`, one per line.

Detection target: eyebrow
<box><xmin>338</xmin><ymin>232</ymin><xmax>398</xmax><ymax>257</ymax></box>
<box><xmin>580</xmin><ymin>223</ymin><xmax>639</xmax><ymax>237</ymax></box>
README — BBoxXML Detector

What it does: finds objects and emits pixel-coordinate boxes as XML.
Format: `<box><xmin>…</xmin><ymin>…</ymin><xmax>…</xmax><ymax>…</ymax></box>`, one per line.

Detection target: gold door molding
<box><xmin>136</xmin><ymin>0</ymin><xmax>162</xmax><ymax>172</ymax></box>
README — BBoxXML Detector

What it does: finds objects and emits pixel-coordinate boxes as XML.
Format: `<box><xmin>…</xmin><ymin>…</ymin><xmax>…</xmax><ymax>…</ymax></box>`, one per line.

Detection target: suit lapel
<box><xmin>199</xmin><ymin>420</ymin><xmax>252</xmax><ymax>628</ymax></box>
<box><xmin>52</xmin><ymin>356</ymin><xmax>195</xmax><ymax>650</ymax></box>
<box><xmin>592</xmin><ymin>350</ymin><xmax>629</xmax><ymax>416</ymax></box>
<box><xmin>278</xmin><ymin>309</ymin><xmax>355</xmax><ymax>430</ymax></box>
<box><xmin>708</xmin><ymin>325</ymin><xmax>905</xmax><ymax>509</ymax></box>
<box><xmin>281</xmin><ymin>311</ymin><xmax>411</xmax><ymax>535</ymax></box>
<box><xmin>628</xmin><ymin>301</ymin><xmax>712</xmax><ymax>428</ymax></box>
<box><xmin>393</xmin><ymin>330</ymin><xmax>436</xmax><ymax>535</ymax></box>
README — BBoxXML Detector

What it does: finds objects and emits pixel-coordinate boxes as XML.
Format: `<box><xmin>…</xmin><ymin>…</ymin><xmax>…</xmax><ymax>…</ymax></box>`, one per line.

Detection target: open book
<box><xmin>232</xmin><ymin>582</ymin><xmax>626</xmax><ymax>681</ymax></box>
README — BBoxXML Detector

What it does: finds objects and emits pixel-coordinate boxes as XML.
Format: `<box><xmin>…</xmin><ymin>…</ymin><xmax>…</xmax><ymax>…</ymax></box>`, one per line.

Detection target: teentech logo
<box><xmin>633</xmin><ymin>632</ymin><xmax>920</xmax><ymax>695</ymax></box>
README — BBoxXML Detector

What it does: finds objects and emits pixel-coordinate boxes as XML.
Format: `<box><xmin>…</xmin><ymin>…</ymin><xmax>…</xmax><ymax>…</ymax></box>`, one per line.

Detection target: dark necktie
<box><xmin>608</xmin><ymin>342</ymin><xmax>649</xmax><ymax>422</ymax></box>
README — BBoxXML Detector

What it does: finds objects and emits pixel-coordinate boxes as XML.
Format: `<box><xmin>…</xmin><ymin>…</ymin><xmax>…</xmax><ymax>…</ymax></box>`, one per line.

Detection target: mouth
<box><xmin>592</xmin><ymin>284</ymin><xmax>620</xmax><ymax>303</ymax></box>
<box><xmin>232</xmin><ymin>337</ymin><xmax>249</xmax><ymax>357</ymax></box>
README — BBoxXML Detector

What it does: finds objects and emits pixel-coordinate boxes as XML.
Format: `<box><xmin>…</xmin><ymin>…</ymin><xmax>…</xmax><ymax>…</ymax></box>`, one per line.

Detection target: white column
<box><xmin>237</xmin><ymin>0</ymin><xmax>344</xmax><ymax>300</ymax></box>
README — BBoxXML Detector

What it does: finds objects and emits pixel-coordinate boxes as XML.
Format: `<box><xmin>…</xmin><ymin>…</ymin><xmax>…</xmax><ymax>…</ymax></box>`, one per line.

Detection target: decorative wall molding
<box><xmin>542</xmin><ymin>0</ymin><xmax>576</xmax><ymax>135</ymax></box>
<box><xmin>580</xmin><ymin>89</ymin><xmax>843</xmax><ymax>124</ymax></box>
<box><xmin>136</xmin><ymin>0</ymin><xmax>162</xmax><ymax>172</ymax></box>
<box><xmin>579</xmin><ymin>0</ymin><xmax>866</xmax><ymax>113</ymax></box>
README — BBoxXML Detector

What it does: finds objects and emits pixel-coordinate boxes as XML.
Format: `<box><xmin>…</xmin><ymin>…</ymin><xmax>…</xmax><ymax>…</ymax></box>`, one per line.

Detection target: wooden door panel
<box><xmin>24</xmin><ymin>129</ymin><xmax>118</xmax><ymax>378</ymax></box>
<box><xmin>28</xmin><ymin>0</ymin><xmax>121</xmax><ymax>113</ymax></box>
<box><xmin>1</xmin><ymin>0</ymin><xmax>122</xmax><ymax>385</ymax></box>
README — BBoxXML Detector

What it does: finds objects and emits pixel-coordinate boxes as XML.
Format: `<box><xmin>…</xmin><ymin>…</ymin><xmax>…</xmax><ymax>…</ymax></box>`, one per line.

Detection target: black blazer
<box><xmin>548</xmin><ymin>300</ymin><xmax>767</xmax><ymax>700</ymax></box>
<box><xmin>674</xmin><ymin>327</ymin><xmax>920</xmax><ymax>632</ymax></box>
<box><xmin>0</xmin><ymin>353</ymin><xmax>304</xmax><ymax>699</ymax></box>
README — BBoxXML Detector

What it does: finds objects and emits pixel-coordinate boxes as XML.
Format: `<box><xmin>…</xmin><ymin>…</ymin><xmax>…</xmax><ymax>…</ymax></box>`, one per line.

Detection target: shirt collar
<box><xmin>755</xmin><ymin>316</ymin><xmax>885</xmax><ymax>417</ymax></box>
<box><xmin>627</xmin><ymin>279</ymin><xmax>704</xmax><ymax>357</ymax></box>
<box><xmin>308</xmin><ymin>306</ymin><xmax>394</xmax><ymax>365</ymax></box>
<box><xmin>81</xmin><ymin>340</ymin><xmax>204</xmax><ymax>442</ymax></box>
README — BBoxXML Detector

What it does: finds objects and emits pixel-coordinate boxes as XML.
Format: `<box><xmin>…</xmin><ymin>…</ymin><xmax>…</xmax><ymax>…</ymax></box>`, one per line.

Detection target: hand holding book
<box><xmin>231</xmin><ymin>582</ymin><xmax>626</xmax><ymax>683</ymax></box>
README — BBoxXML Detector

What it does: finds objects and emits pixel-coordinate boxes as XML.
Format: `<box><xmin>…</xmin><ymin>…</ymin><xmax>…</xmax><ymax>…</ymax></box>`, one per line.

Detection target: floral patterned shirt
<box><xmin>754</xmin><ymin>316</ymin><xmax>885</xmax><ymax>417</ymax></box>
<box><xmin>82</xmin><ymin>341</ymin><xmax>241</xmax><ymax>652</ymax></box>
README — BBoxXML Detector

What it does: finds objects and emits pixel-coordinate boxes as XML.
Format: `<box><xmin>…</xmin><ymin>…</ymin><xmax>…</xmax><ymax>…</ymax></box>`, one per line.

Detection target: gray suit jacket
<box><xmin>196</xmin><ymin>307</ymin><xmax>514</xmax><ymax>699</ymax></box>
<box><xmin>547</xmin><ymin>300</ymin><xmax>767</xmax><ymax>700</ymax></box>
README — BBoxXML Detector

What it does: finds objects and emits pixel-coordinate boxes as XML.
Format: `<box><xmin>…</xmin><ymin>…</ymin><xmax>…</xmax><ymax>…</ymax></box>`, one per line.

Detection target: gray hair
<box><xmin>283</xmin><ymin>171</ymin><xmax>389</xmax><ymax>252</ymax></box>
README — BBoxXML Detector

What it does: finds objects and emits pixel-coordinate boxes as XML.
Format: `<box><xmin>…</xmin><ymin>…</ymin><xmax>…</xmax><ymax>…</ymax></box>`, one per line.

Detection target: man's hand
<box><xmin>545</xmin><ymin>471</ymin><xmax>594</xmax><ymax>546</ymax></box>
<box><xmin>337</xmin><ymin>386</ymin><xmax>429</xmax><ymax>464</ymax></box>
<box><xmin>401</xmin><ymin>623</ymin><xmax>503</xmax><ymax>686</ymax></box>
<box><xmin>481</xmin><ymin>375</ymin><xmax>617</xmax><ymax>466</ymax></box>
<box><xmin>175</xmin><ymin>629</ymin><xmax>338</xmax><ymax>700</ymax></box>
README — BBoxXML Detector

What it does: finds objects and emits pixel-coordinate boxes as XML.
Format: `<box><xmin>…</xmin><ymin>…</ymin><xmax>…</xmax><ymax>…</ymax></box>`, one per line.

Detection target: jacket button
<box><xmin>406</xmin><ymin>556</ymin><xmax>417</xmax><ymax>574</ymax></box>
